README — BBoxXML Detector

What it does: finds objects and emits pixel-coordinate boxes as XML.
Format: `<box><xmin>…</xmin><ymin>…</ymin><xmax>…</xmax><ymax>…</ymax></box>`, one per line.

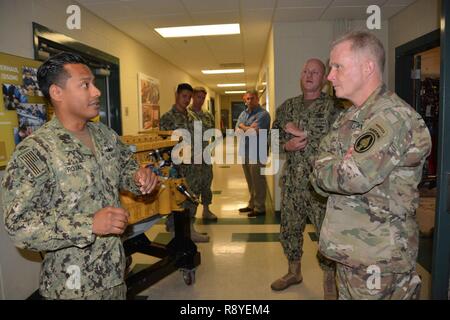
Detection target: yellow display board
<box><xmin>0</xmin><ymin>52</ymin><xmax>48</xmax><ymax>169</ymax></box>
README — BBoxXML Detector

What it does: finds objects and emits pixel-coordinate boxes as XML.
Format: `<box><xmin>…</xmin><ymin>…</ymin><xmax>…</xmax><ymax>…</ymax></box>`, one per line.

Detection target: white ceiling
<box><xmin>76</xmin><ymin>0</ymin><xmax>417</xmax><ymax>94</ymax></box>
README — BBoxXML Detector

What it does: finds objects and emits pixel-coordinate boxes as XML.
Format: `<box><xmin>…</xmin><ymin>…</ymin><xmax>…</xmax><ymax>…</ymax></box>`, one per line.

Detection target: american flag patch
<box><xmin>18</xmin><ymin>150</ymin><xmax>46</xmax><ymax>177</ymax></box>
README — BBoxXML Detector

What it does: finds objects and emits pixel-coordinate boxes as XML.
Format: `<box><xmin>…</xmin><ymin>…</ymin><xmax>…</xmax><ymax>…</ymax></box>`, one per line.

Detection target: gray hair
<box><xmin>332</xmin><ymin>31</ymin><xmax>385</xmax><ymax>74</ymax></box>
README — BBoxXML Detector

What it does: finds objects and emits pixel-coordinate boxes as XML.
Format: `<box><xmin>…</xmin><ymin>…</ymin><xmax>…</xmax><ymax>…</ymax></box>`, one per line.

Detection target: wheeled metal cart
<box><xmin>123</xmin><ymin>208</ymin><xmax>200</xmax><ymax>299</ymax></box>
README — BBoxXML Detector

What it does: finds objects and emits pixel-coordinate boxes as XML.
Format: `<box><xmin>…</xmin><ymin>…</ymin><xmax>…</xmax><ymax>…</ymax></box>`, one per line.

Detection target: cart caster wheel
<box><xmin>182</xmin><ymin>269</ymin><xmax>195</xmax><ymax>285</ymax></box>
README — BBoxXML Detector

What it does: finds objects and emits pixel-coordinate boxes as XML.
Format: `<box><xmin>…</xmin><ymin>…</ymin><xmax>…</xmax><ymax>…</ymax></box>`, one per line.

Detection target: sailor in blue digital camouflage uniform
<box><xmin>1</xmin><ymin>52</ymin><xmax>158</xmax><ymax>300</ymax></box>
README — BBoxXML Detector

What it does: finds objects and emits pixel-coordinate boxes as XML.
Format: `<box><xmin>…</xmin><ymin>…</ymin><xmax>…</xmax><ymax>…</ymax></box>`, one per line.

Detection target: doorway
<box><xmin>231</xmin><ymin>101</ymin><xmax>246</xmax><ymax>129</ymax></box>
<box><xmin>94</xmin><ymin>68</ymin><xmax>111</xmax><ymax>127</ymax></box>
<box><xmin>395</xmin><ymin>8</ymin><xmax>450</xmax><ymax>298</ymax></box>
<box><xmin>33</xmin><ymin>23</ymin><xmax>123</xmax><ymax>134</ymax></box>
<box><xmin>209</xmin><ymin>97</ymin><xmax>215</xmax><ymax>120</ymax></box>
<box><xmin>396</xmin><ymin>29</ymin><xmax>441</xmax><ymax>298</ymax></box>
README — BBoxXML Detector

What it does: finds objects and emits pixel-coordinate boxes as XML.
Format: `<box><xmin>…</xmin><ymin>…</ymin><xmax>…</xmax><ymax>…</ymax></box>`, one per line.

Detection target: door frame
<box><xmin>32</xmin><ymin>23</ymin><xmax>123</xmax><ymax>135</ymax></box>
<box><xmin>231</xmin><ymin>101</ymin><xmax>246</xmax><ymax>129</ymax></box>
<box><xmin>432</xmin><ymin>0</ymin><xmax>450</xmax><ymax>300</ymax></box>
<box><xmin>395</xmin><ymin>1</ymin><xmax>450</xmax><ymax>300</ymax></box>
<box><xmin>395</xmin><ymin>29</ymin><xmax>440</xmax><ymax>106</ymax></box>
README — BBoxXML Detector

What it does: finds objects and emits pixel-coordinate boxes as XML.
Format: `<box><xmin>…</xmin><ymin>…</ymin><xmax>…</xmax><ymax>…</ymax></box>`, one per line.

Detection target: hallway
<box><xmin>130</xmin><ymin>163</ymin><xmax>432</xmax><ymax>300</ymax></box>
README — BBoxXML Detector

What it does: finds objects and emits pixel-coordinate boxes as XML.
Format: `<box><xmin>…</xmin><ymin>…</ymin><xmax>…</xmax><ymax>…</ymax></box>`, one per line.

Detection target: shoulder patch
<box><xmin>366</xmin><ymin>120</ymin><xmax>387</xmax><ymax>139</ymax></box>
<box><xmin>354</xmin><ymin>132</ymin><xmax>376</xmax><ymax>153</ymax></box>
<box><xmin>18</xmin><ymin>149</ymin><xmax>46</xmax><ymax>177</ymax></box>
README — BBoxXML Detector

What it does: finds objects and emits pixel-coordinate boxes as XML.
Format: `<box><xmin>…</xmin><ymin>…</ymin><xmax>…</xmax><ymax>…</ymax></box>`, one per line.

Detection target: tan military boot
<box><xmin>323</xmin><ymin>269</ymin><xmax>337</xmax><ymax>300</ymax></box>
<box><xmin>202</xmin><ymin>206</ymin><xmax>218</xmax><ymax>221</ymax></box>
<box><xmin>271</xmin><ymin>260</ymin><xmax>303</xmax><ymax>291</ymax></box>
<box><xmin>191</xmin><ymin>223</ymin><xmax>210</xmax><ymax>243</ymax></box>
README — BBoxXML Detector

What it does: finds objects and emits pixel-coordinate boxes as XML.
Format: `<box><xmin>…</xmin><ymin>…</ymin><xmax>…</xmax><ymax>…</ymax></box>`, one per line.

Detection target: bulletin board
<box><xmin>0</xmin><ymin>52</ymin><xmax>49</xmax><ymax>169</ymax></box>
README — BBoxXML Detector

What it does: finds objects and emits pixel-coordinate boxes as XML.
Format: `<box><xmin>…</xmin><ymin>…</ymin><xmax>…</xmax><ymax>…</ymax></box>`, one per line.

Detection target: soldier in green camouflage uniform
<box><xmin>1</xmin><ymin>52</ymin><xmax>157</xmax><ymax>300</ymax></box>
<box><xmin>271</xmin><ymin>59</ymin><xmax>340</xmax><ymax>298</ymax></box>
<box><xmin>159</xmin><ymin>83</ymin><xmax>209</xmax><ymax>242</ymax></box>
<box><xmin>311</xmin><ymin>31</ymin><xmax>431</xmax><ymax>299</ymax></box>
<box><xmin>186</xmin><ymin>86</ymin><xmax>217</xmax><ymax>221</ymax></box>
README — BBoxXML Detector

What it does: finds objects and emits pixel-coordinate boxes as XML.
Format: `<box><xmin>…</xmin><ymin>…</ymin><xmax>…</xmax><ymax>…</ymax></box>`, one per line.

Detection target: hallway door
<box><xmin>94</xmin><ymin>73</ymin><xmax>111</xmax><ymax>127</ymax></box>
<box><xmin>395</xmin><ymin>0</ymin><xmax>450</xmax><ymax>299</ymax></box>
<box><xmin>231</xmin><ymin>102</ymin><xmax>245</xmax><ymax>129</ymax></box>
<box><xmin>432</xmin><ymin>0</ymin><xmax>450</xmax><ymax>300</ymax></box>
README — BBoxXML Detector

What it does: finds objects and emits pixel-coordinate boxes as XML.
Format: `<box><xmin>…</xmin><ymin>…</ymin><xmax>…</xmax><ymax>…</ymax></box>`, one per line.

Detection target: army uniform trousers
<box><xmin>336</xmin><ymin>263</ymin><xmax>421</xmax><ymax>300</ymax></box>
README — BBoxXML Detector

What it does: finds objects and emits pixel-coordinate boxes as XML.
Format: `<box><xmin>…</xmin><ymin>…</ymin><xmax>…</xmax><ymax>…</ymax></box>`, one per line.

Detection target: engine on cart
<box><xmin>119</xmin><ymin>130</ymin><xmax>201</xmax><ymax>298</ymax></box>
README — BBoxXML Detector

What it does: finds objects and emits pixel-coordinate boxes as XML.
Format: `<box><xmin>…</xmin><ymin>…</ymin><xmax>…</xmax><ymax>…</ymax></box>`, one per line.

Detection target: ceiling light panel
<box><xmin>155</xmin><ymin>23</ymin><xmax>240</xmax><ymax>38</ymax></box>
<box><xmin>217</xmin><ymin>83</ymin><xmax>246</xmax><ymax>87</ymax></box>
<box><xmin>202</xmin><ymin>69</ymin><xmax>244</xmax><ymax>74</ymax></box>
<box><xmin>225</xmin><ymin>90</ymin><xmax>246</xmax><ymax>94</ymax></box>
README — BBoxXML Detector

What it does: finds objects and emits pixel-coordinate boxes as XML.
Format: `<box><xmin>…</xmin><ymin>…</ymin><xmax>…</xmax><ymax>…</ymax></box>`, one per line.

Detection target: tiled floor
<box><xmin>129</xmin><ymin>163</ymin><xmax>432</xmax><ymax>300</ymax></box>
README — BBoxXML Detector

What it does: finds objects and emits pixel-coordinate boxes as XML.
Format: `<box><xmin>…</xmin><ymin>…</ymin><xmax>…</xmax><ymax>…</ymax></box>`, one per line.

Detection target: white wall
<box><xmin>0</xmin><ymin>0</ymin><xmax>216</xmax><ymax>135</ymax></box>
<box><xmin>256</xmin><ymin>28</ymin><xmax>278</xmax><ymax>209</ymax></box>
<box><xmin>388</xmin><ymin>0</ymin><xmax>441</xmax><ymax>91</ymax></box>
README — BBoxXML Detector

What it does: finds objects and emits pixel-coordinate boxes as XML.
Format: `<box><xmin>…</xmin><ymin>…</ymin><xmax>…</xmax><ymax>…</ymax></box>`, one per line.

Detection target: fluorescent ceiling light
<box><xmin>217</xmin><ymin>83</ymin><xmax>245</xmax><ymax>87</ymax></box>
<box><xmin>202</xmin><ymin>69</ymin><xmax>244</xmax><ymax>74</ymax></box>
<box><xmin>155</xmin><ymin>23</ymin><xmax>240</xmax><ymax>38</ymax></box>
<box><xmin>225</xmin><ymin>90</ymin><xmax>246</xmax><ymax>94</ymax></box>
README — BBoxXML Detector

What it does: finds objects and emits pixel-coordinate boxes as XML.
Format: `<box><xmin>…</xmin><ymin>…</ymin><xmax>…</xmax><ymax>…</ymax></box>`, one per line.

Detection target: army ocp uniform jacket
<box><xmin>311</xmin><ymin>85</ymin><xmax>432</xmax><ymax>273</ymax></box>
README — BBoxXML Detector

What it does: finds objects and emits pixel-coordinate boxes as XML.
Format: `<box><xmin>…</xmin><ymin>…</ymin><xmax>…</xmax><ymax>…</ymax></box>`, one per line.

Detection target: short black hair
<box><xmin>176</xmin><ymin>83</ymin><xmax>193</xmax><ymax>94</ymax></box>
<box><xmin>37</xmin><ymin>52</ymin><xmax>88</xmax><ymax>101</ymax></box>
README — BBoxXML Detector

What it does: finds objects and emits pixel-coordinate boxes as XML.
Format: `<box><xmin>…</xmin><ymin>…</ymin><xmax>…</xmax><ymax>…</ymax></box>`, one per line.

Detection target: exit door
<box><xmin>231</xmin><ymin>101</ymin><xmax>246</xmax><ymax>129</ymax></box>
<box><xmin>94</xmin><ymin>72</ymin><xmax>110</xmax><ymax>128</ymax></box>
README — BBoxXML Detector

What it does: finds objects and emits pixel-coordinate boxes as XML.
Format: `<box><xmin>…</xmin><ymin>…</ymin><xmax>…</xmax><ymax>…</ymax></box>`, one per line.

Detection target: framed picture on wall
<box><xmin>138</xmin><ymin>72</ymin><xmax>160</xmax><ymax>131</ymax></box>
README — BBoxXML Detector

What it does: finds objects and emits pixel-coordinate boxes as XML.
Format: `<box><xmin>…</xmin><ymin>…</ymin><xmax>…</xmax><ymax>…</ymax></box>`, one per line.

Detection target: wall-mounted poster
<box><xmin>138</xmin><ymin>72</ymin><xmax>160</xmax><ymax>131</ymax></box>
<box><xmin>14</xmin><ymin>103</ymin><xmax>46</xmax><ymax>144</ymax></box>
<box><xmin>22</xmin><ymin>66</ymin><xmax>43</xmax><ymax>97</ymax></box>
<box><xmin>2</xmin><ymin>83</ymin><xmax>28</xmax><ymax>109</ymax></box>
<box><xmin>0</xmin><ymin>52</ymin><xmax>48</xmax><ymax>168</ymax></box>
